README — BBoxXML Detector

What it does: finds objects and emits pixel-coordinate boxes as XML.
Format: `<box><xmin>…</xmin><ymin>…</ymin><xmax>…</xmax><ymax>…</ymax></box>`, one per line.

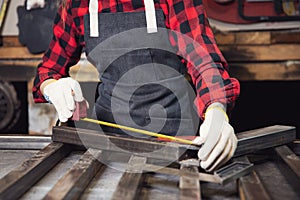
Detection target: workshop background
<box><xmin>1</xmin><ymin>0</ymin><xmax>300</xmax><ymax>137</ymax></box>
<box><xmin>0</xmin><ymin>1</ymin><xmax>300</xmax><ymax>200</ymax></box>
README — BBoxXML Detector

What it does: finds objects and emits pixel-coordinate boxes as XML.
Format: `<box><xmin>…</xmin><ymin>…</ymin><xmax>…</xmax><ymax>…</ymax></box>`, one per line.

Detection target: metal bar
<box><xmin>95</xmin><ymin>152</ymin><xmax>221</xmax><ymax>183</ymax></box>
<box><xmin>179</xmin><ymin>161</ymin><xmax>201</xmax><ymax>200</ymax></box>
<box><xmin>0</xmin><ymin>135</ymin><xmax>51</xmax><ymax>142</ymax></box>
<box><xmin>43</xmin><ymin>149</ymin><xmax>103</xmax><ymax>200</ymax></box>
<box><xmin>53</xmin><ymin>125</ymin><xmax>296</xmax><ymax>160</ymax></box>
<box><xmin>112</xmin><ymin>155</ymin><xmax>147</xmax><ymax>200</ymax></box>
<box><xmin>290</xmin><ymin>140</ymin><xmax>300</xmax><ymax>156</ymax></box>
<box><xmin>274</xmin><ymin>145</ymin><xmax>300</xmax><ymax>179</ymax></box>
<box><xmin>0</xmin><ymin>142</ymin><xmax>51</xmax><ymax>150</ymax></box>
<box><xmin>235</xmin><ymin>157</ymin><xmax>271</xmax><ymax>200</ymax></box>
<box><xmin>144</xmin><ymin>164</ymin><xmax>220</xmax><ymax>184</ymax></box>
<box><xmin>0</xmin><ymin>136</ymin><xmax>52</xmax><ymax>150</ymax></box>
<box><xmin>235</xmin><ymin>125</ymin><xmax>296</xmax><ymax>157</ymax></box>
<box><xmin>52</xmin><ymin>126</ymin><xmax>188</xmax><ymax>161</ymax></box>
<box><xmin>0</xmin><ymin>142</ymin><xmax>72</xmax><ymax>200</ymax></box>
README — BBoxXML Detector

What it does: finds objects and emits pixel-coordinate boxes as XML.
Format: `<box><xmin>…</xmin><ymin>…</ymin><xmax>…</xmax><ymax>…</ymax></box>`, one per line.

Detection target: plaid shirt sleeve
<box><xmin>167</xmin><ymin>0</ymin><xmax>240</xmax><ymax>119</ymax></box>
<box><xmin>32</xmin><ymin>0</ymin><xmax>240</xmax><ymax>119</ymax></box>
<box><xmin>32</xmin><ymin>3</ymin><xmax>83</xmax><ymax>103</ymax></box>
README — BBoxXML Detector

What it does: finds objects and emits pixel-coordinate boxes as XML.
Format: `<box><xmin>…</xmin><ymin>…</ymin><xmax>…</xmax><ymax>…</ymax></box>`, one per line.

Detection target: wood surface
<box><xmin>229</xmin><ymin>61</ymin><xmax>300</xmax><ymax>81</ymax></box>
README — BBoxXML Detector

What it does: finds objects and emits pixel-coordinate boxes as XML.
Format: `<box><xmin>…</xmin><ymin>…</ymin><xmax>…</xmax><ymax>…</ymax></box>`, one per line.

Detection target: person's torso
<box><xmin>67</xmin><ymin>0</ymin><xmax>170</xmax><ymax>48</ymax></box>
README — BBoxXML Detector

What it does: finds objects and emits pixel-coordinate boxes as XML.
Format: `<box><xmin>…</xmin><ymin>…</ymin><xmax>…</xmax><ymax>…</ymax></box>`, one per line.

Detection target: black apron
<box><xmin>83</xmin><ymin>5</ymin><xmax>199</xmax><ymax>138</ymax></box>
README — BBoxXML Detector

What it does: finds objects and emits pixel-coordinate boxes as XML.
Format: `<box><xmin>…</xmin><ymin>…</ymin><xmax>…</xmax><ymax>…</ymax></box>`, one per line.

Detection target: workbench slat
<box><xmin>0</xmin><ymin>142</ymin><xmax>72</xmax><ymax>200</ymax></box>
<box><xmin>274</xmin><ymin>145</ymin><xmax>300</xmax><ymax>179</ymax></box>
<box><xmin>235</xmin><ymin>157</ymin><xmax>271</xmax><ymax>200</ymax></box>
<box><xmin>52</xmin><ymin>126</ymin><xmax>187</xmax><ymax>161</ymax></box>
<box><xmin>179</xmin><ymin>163</ymin><xmax>201</xmax><ymax>200</ymax></box>
<box><xmin>52</xmin><ymin>125</ymin><xmax>296</xmax><ymax>160</ymax></box>
<box><xmin>112</xmin><ymin>156</ymin><xmax>147</xmax><ymax>200</ymax></box>
<box><xmin>43</xmin><ymin>149</ymin><xmax>103</xmax><ymax>200</ymax></box>
<box><xmin>235</xmin><ymin>125</ymin><xmax>296</xmax><ymax>157</ymax></box>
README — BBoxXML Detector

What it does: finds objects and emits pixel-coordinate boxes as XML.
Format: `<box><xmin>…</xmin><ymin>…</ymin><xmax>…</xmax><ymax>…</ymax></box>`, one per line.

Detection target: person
<box><xmin>32</xmin><ymin>0</ymin><xmax>240</xmax><ymax>172</ymax></box>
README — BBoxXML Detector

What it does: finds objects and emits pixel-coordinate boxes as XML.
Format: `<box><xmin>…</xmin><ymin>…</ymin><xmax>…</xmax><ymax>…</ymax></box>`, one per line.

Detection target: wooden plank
<box><xmin>215</xmin><ymin>31</ymin><xmax>271</xmax><ymax>45</ymax></box>
<box><xmin>179</xmin><ymin>161</ymin><xmax>201</xmax><ymax>200</ymax></box>
<box><xmin>0</xmin><ymin>47</ymin><xmax>43</xmax><ymax>59</ymax></box>
<box><xmin>220</xmin><ymin>44</ymin><xmax>300</xmax><ymax>62</ymax></box>
<box><xmin>0</xmin><ymin>142</ymin><xmax>72</xmax><ymax>200</ymax></box>
<box><xmin>271</xmin><ymin>30</ymin><xmax>300</xmax><ymax>44</ymax></box>
<box><xmin>43</xmin><ymin>149</ymin><xmax>103</xmax><ymax>200</ymax></box>
<box><xmin>235</xmin><ymin>125</ymin><xmax>296</xmax><ymax>157</ymax></box>
<box><xmin>234</xmin><ymin>32</ymin><xmax>271</xmax><ymax>45</ymax></box>
<box><xmin>229</xmin><ymin>61</ymin><xmax>300</xmax><ymax>81</ymax></box>
<box><xmin>1</xmin><ymin>36</ymin><xmax>23</xmax><ymax>47</ymax></box>
<box><xmin>112</xmin><ymin>155</ymin><xmax>147</xmax><ymax>200</ymax></box>
<box><xmin>215</xmin><ymin>32</ymin><xmax>235</xmax><ymax>45</ymax></box>
<box><xmin>274</xmin><ymin>145</ymin><xmax>300</xmax><ymax>178</ymax></box>
<box><xmin>236</xmin><ymin>157</ymin><xmax>271</xmax><ymax>200</ymax></box>
<box><xmin>215</xmin><ymin>30</ymin><xmax>300</xmax><ymax>45</ymax></box>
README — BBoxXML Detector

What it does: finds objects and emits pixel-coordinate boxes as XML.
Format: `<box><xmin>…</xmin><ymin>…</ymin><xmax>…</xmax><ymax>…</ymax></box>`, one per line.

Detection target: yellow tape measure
<box><xmin>81</xmin><ymin>117</ymin><xmax>194</xmax><ymax>145</ymax></box>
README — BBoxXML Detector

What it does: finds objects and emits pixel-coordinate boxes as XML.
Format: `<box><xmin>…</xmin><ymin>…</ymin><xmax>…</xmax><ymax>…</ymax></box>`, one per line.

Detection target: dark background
<box><xmin>230</xmin><ymin>81</ymin><xmax>300</xmax><ymax>138</ymax></box>
<box><xmin>3</xmin><ymin>81</ymin><xmax>299</xmax><ymax>138</ymax></box>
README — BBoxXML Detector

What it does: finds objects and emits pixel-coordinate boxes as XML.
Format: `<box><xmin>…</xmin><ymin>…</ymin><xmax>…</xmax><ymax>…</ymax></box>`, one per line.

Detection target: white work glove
<box><xmin>26</xmin><ymin>0</ymin><xmax>45</xmax><ymax>10</ymax></box>
<box><xmin>43</xmin><ymin>77</ymin><xmax>84</xmax><ymax>122</ymax></box>
<box><xmin>193</xmin><ymin>102</ymin><xmax>237</xmax><ymax>172</ymax></box>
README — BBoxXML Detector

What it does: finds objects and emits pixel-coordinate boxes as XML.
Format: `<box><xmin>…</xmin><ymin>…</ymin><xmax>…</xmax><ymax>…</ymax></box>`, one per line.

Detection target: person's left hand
<box><xmin>193</xmin><ymin>102</ymin><xmax>237</xmax><ymax>172</ymax></box>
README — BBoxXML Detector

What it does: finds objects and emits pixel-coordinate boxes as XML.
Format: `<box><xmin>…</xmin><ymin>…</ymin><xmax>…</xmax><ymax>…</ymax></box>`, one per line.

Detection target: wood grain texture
<box><xmin>220</xmin><ymin>44</ymin><xmax>300</xmax><ymax>62</ymax></box>
<box><xmin>229</xmin><ymin>61</ymin><xmax>300</xmax><ymax>81</ymax></box>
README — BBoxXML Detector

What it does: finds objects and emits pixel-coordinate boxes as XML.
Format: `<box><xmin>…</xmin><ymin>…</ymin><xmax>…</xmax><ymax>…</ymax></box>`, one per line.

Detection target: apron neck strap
<box><xmin>88</xmin><ymin>0</ymin><xmax>158</xmax><ymax>37</ymax></box>
<box><xmin>144</xmin><ymin>0</ymin><xmax>158</xmax><ymax>33</ymax></box>
<box><xmin>89</xmin><ymin>0</ymin><xmax>99</xmax><ymax>37</ymax></box>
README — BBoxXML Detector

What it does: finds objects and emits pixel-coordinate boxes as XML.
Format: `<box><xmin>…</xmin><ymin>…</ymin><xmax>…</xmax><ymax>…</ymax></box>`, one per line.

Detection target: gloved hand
<box><xmin>193</xmin><ymin>102</ymin><xmax>237</xmax><ymax>172</ymax></box>
<box><xmin>26</xmin><ymin>0</ymin><xmax>46</xmax><ymax>10</ymax></box>
<box><xmin>41</xmin><ymin>77</ymin><xmax>84</xmax><ymax>122</ymax></box>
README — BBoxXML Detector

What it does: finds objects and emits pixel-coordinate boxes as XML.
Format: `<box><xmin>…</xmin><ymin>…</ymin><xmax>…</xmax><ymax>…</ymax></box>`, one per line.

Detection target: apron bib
<box><xmin>83</xmin><ymin>1</ymin><xmax>198</xmax><ymax>137</ymax></box>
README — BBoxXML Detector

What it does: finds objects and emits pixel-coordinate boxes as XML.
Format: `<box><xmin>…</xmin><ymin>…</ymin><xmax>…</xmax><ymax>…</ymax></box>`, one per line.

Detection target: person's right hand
<box><xmin>41</xmin><ymin>77</ymin><xmax>84</xmax><ymax>122</ymax></box>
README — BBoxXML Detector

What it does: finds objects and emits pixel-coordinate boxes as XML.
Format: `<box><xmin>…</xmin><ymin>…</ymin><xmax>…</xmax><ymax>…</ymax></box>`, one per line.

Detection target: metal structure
<box><xmin>0</xmin><ymin>81</ymin><xmax>20</xmax><ymax>131</ymax></box>
<box><xmin>0</xmin><ymin>125</ymin><xmax>299</xmax><ymax>199</ymax></box>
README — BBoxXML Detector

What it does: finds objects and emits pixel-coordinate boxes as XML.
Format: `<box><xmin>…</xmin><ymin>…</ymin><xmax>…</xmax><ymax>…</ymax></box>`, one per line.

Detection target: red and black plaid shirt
<box><xmin>32</xmin><ymin>0</ymin><xmax>240</xmax><ymax>119</ymax></box>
